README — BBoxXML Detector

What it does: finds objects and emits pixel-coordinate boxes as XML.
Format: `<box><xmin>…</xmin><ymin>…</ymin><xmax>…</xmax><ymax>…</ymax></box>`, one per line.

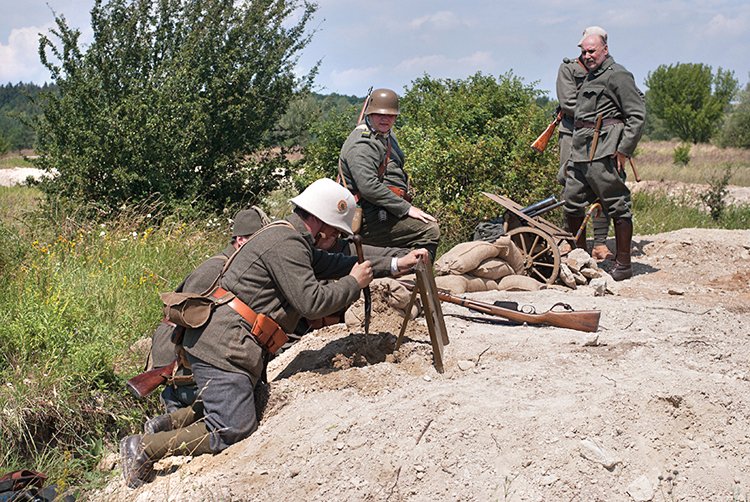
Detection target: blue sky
<box><xmin>1</xmin><ymin>0</ymin><xmax>748</xmax><ymax>99</ymax></box>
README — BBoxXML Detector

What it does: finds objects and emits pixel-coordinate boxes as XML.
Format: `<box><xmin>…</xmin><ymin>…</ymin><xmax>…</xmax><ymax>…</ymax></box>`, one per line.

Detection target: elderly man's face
<box><xmin>580</xmin><ymin>35</ymin><xmax>608</xmax><ymax>71</ymax></box>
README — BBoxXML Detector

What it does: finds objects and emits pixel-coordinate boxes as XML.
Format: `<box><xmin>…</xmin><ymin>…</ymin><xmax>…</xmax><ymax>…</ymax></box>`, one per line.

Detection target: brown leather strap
<box><xmin>387</xmin><ymin>185</ymin><xmax>413</xmax><ymax>202</ymax></box>
<box><xmin>212</xmin><ymin>287</ymin><xmax>258</xmax><ymax>325</ymax></box>
<box><xmin>574</xmin><ymin>118</ymin><xmax>623</xmax><ymax>129</ymax></box>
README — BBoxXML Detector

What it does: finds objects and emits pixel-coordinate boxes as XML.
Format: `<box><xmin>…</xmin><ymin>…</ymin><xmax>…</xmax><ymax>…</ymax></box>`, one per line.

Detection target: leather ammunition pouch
<box><xmin>211</xmin><ymin>288</ymin><xmax>288</xmax><ymax>355</ymax></box>
<box><xmin>387</xmin><ymin>185</ymin><xmax>413</xmax><ymax>202</ymax></box>
<box><xmin>160</xmin><ymin>291</ymin><xmax>215</xmax><ymax>329</ymax></box>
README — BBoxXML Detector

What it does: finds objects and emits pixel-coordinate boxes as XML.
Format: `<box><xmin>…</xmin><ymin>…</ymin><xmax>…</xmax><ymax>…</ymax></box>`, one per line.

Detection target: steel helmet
<box><xmin>290</xmin><ymin>178</ymin><xmax>356</xmax><ymax>235</ymax></box>
<box><xmin>364</xmin><ymin>88</ymin><xmax>399</xmax><ymax>116</ymax></box>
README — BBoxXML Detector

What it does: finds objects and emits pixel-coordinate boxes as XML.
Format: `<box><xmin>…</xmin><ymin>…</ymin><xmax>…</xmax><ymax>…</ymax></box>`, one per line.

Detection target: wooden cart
<box><xmin>482</xmin><ymin>192</ymin><xmax>576</xmax><ymax>285</ymax></box>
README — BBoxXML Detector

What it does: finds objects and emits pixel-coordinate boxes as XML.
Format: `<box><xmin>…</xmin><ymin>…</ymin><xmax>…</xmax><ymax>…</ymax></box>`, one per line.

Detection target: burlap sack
<box><xmin>378</xmin><ymin>277</ymin><xmax>421</xmax><ymax>320</ymax></box>
<box><xmin>470</xmin><ymin>258</ymin><xmax>515</xmax><ymax>280</ymax></box>
<box><xmin>497</xmin><ymin>274</ymin><xmax>543</xmax><ymax>292</ymax></box>
<box><xmin>465</xmin><ymin>275</ymin><xmax>499</xmax><ymax>292</ymax></box>
<box><xmin>493</xmin><ymin>235</ymin><xmax>526</xmax><ymax>274</ymax></box>
<box><xmin>434</xmin><ymin>241</ymin><xmax>500</xmax><ymax>275</ymax></box>
<box><xmin>434</xmin><ymin>274</ymin><xmax>469</xmax><ymax>294</ymax></box>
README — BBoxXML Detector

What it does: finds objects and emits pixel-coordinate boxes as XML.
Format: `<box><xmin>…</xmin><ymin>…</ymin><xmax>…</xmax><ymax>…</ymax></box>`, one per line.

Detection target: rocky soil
<box><xmin>92</xmin><ymin>226</ymin><xmax>750</xmax><ymax>502</ymax></box>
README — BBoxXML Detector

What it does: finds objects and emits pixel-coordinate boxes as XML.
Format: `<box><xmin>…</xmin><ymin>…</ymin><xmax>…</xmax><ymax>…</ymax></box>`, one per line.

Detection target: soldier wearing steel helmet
<box><xmin>119</xmin><ymin>178</ymin><xmax>428</xmax><ymax>488</ymax></box>
<box><xmin>339</xmin><ymin>88</ymin><xmax>440</xmax><ymax>259</ymax></box>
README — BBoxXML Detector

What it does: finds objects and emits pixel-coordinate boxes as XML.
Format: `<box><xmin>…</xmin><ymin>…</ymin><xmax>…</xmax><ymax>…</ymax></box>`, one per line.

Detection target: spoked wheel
<box><xmin>506</xmin><ymin>226</ymin><xmax>561</xmax><ymax>284</ymax></box>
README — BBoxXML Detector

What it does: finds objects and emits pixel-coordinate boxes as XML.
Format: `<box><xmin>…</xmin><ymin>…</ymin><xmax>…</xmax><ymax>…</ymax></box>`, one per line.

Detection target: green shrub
<box><xmin>700</xmin><ymin>165</ymin><xmax>734</xmax><ymax>221</ymax></box>
<box><xmin>673</xmin><ymin>143</ymin><xmax>691</xmax><ymax>166</ymax></box>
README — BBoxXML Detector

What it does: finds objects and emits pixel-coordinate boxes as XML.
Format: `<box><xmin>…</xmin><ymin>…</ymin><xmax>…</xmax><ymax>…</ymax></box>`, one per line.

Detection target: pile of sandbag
<box><xmin>432</xmin><ymin>236</ymin><xmax>541</xmax><ymax>294</ymax></box>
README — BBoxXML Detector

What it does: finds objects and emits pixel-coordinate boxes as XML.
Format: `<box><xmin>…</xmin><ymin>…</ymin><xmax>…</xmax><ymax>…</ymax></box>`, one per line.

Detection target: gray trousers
<box><xmin>360</xmin><ymin>206</ymin><xmax>440</xmax><ymax>260</ymax></box>
<box><xmin>187</xmin><ymin>355</ymin><xmax>258</xmax><ymax>453</ymax></box>
<box><xmin>563</xmin><ymin>157</ymin><xmax>632</xmax><ymax>220</ymax></box>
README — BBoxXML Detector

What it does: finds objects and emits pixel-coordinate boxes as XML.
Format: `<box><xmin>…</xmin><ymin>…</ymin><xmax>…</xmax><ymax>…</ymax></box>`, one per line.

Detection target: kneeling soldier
<box><xmin>120</xmin><ymin>178</ymin><xmax>428</xmax><ymax>488</ymax></box>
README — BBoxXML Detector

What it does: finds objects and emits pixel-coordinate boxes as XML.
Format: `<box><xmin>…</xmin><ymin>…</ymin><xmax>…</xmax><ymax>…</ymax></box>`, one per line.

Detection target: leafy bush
<box><xmin>33</xmin><ymin>0</ymin><xmax>317</xmax><ymax>215</ymax></box>
<box><xmin>672</xmin><ymin>143</ymin><xmax>691</xmax><ymax>166</ymax></box>
<box><xmin>398</xmin><ymin>72</ymin><xmax>559</xmax><ymax>247</ymax></box>
<box><xmin>700</xmin><ymin>165</ymin><xmax>734</xmax><ymax>221</ymax></box>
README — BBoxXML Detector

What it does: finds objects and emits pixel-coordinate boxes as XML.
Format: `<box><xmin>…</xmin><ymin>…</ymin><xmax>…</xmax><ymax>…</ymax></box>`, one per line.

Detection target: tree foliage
<box><xmin>0</xmin><ymin>82</ymin><xmax>49</xmax><ymax>150</ymax></box>
<box><xmin>34</xmin><ymin>0</ymin><xmax>317</xmax><ymax>215</ymax></box>
<box><xmin>718</xmin><ymin>81</ymin><xmax>750</xmax><ymax>149</ymax></box>
<box><xmin>644</xmin><ymin>63</ymin><xmax>738</xmax><ymax>144</ymax></box>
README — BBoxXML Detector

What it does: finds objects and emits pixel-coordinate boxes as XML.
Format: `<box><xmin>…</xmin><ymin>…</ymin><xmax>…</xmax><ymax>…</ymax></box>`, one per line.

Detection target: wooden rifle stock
<box><xmin>126</xmin><ymin>359</ymin><xmax>177</xmax><ymax>399</ymax></box>
<box><xmin>531</xmin><ymin>111</ymin><xmax>562</xmax><ymax>153</ymax></box>
<box><xmin>357</xmin><ymin>86</ymin><xmax>374</xmax><ymax>124</ymax></box>
<box><xmin>398</xmin><ymin>280</ymin><xmax>600</xmax><ymax>332</ymax></box>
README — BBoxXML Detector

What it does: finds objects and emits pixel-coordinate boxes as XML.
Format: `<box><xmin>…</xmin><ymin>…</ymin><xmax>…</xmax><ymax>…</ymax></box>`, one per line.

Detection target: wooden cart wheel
<box><xmin>506</xmin><ymin>226</ymin><xmax>561</xmax><ymax>284</ymax></box>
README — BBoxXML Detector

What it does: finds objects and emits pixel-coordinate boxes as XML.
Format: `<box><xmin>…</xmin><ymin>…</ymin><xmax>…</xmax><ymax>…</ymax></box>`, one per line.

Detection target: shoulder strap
<box><xmin>377</xmin><ymin>135</ymin><xmax>392</xmax><ymax>181</ymax></box>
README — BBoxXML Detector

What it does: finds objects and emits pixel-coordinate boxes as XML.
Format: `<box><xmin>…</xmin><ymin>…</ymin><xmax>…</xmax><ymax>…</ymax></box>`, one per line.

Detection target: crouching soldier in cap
<box><xmin>339</xmin><ymin>88</ymin><xmax>440</xmax><ymax>260</ymax></box>
<box><xmin>120</xmin><ymin>178</ymin><xmax>428</xmax><ymax>488</ymax></box>
<box><xmin>144</xmin><ymin>206</ymin><xmax>270</xmax><ymax>427</ymax></box>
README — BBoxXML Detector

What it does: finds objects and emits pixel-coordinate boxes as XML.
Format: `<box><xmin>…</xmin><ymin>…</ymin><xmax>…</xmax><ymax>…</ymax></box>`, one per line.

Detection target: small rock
<box><xmin>336</xmin><ymin>442</ymin><xmax>345</xmax><ymax>451</ymax></box>
<box><xmin>423</xmin><ymin>375</ymin><xmax>432</xmax><ymax>382</ymax></box>
<box><xmin>668</xmin><ymin>288</ymin><xmax>685</xmax><ymax>295</ymax></box>
<box><xmin>589</xmin><ymin>277</ymin><xmax>607</xmax><ymax>296</ymax></box>
<box><xmin>626</xmin><ymin>474</ymin><xmax>654</xmax><ymax>501</ymax></box>
<box><xmin>540</xmin><ymin>474</ymin><xmax>558</xmax><ymax>486</ymax></box>
<box><xmin>579</xmin><ymin>437</ymin><xmax>622</xmax><ymax>470</ymax></box>
<box><xmin>559</xmin><ymin>263</ymin><xmax>578</xmax><ymax>289</ymax></box>
<box><xmin>457</xmin><ymin>360</ymin><xmax>475</xmax><ymax>371</ymax></box>
<box><xmin>581</xmin><ymin>267</ymin><xmax>603</xmax><ymax>279</ymax></box>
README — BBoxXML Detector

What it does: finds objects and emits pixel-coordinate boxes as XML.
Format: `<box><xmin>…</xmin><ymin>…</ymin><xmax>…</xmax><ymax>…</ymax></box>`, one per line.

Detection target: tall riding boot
<box><xmin>612</xmin><ymin>217</ymin><xmax>633</xmax><ymax>281</ymax></box>
<box><xmin>121</xmin><ymin>422</ymin><xmax>213</xmax><ymax>488</ymax></box>
<box><xmin>144</xmin><ymin>404</ymin><xmax>200</xmax><ymax>434</ymax></box>
<box><xmin>566</xmin><ymin>214</ymin><xmax>587</xmax><ymax>252</ymax></box>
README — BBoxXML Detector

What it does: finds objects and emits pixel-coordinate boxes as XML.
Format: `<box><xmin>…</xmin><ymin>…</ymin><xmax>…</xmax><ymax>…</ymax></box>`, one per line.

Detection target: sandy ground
<box><xmin>88</xmin><ymin>225</ymin><xmax>750</xmax><ymax>502</ymax></box>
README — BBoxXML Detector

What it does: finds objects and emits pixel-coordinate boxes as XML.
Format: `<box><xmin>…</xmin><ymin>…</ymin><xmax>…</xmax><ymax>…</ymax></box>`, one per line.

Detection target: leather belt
<box><xmin>212</xmin><ymin>287</ymin><xmax>258</xmax><ymax>325</ymax></box>
<box><xmin>350</xmin><ymin>185</ymin><xmax>412</xmax><ymax>203</ymax></box>
<box><xmin>574</xmin><ymin>118</ymin><xmax>623</xmax><ymax>129</ymax></box>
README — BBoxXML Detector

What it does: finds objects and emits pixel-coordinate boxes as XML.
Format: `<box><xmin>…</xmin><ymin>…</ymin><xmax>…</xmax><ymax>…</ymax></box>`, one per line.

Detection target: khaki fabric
<box><xmin>493</xmin><ymin>236</ymin><xmax>526</xmax><ymax>274</ymax></box>
<box><xmin>470</xmin><ymin>258</ymin><xmax>514</xmax><ymax>280</ymax></box>
<box><xmin>435</xmin><ymin>241</ymin><xmax>500</xmax><ymax>275</ymax></box>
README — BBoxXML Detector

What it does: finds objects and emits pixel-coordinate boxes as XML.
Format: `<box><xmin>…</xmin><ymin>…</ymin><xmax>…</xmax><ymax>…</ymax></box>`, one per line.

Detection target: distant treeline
<box><xmin>0</xmin><ymin>83</ymin><xmax>361</xmax><ymax>154</ymax></box>
<box><xmin>0</xmin><ymin>82</ymin><xmax>57</xmax><ymax>152</ymax></box>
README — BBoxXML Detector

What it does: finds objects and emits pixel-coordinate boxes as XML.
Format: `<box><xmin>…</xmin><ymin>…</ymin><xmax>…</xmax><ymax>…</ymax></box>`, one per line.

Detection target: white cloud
<box><xmin>0</xmin><ymin>25</ymin><xmax>52</xmax><ymax>83</ymax></box>
<box><xmin>328</xmin><ymin>66</ymin><xmax>382</xmax><ymax>93</ymax></box>
<box><xmin>408</xmin><ymin>11</ymin><xmax>467</xmax><ymax>31</ymax></box>
<box><xmin>705</xmin><ymin>13</ymin><xmax>748</xmax><ymax>37</ymax></box>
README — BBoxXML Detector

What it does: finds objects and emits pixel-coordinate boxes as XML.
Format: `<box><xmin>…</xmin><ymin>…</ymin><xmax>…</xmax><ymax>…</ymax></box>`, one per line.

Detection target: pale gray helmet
<box><xmin>290</xmin><ymin>178</ymin><xmax>356</xmax><ymax>235</ymax></box>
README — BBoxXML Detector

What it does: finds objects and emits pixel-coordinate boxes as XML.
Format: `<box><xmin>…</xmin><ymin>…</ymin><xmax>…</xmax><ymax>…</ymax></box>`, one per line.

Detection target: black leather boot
<box><xmin>566</xmin><ymin>214</ymin><xmax>587</xmax><ymax>252</ymax></box>
<box><xmin>120</xmin><ymin>434</ymin><xmax>155</xmax><ymax>489</ymax></box>
<box><xmin>612</xmin><ymin>217</ymin><xmax>633</xmax><ymax>281</ymax></box>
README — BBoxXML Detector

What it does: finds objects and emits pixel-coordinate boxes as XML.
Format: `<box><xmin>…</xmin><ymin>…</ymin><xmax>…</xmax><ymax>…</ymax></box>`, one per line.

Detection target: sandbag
<box><xmin>497</xmin><ymin>275</ymin><xmax>543</xmax><ymax>291</ymax></box>
<box><xmin>464</xmin><ymin>275</ymin><xmax>499</xmax><ymax>292</ymax></box>
<box><xmin>434</xmin><ymin>274</ymin><xmax>469</xmax><ymax>294</ymax></box>
<box><xmin>470</xmin><ymin>258</ymin><xmax>515</xmax><ymax>280</ymax></box>
<box><xmin>493</xmin><ymin>235</ymin><xmax>526</xmax><ymax>274</ymax></box>
<box><xmin>434</xmin><ymin>241</ymin><xmax>500</xmax><ymax>275</ymax></box>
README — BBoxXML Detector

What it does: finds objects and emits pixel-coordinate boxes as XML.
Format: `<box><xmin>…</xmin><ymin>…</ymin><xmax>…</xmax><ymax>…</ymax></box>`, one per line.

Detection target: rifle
<box><xmin>398</xmin><ymin>280</ymin><xmax>600</xmax><ymax>332</ymax></box>
<box><xmin>531</xmin><ymin>110</ymin><xmax>562</xmax><ymax>153</ymax></box>
<box><xmin>126</xmin><ymin>359</ymin><xmax>177</xmax><ymax>399</ymax></box>
<box><xmin>357</xmin><ymin>86</ymin><xmax>374</xmax><ymax>124</ymax></box>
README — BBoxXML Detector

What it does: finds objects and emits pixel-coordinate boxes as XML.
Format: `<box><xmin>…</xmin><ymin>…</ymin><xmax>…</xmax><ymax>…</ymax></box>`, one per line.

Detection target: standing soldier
<box><xmin>564</xmin><ymin>28</ymin><xmax>646</xmax><ymax>280</ymax></box>
<box><xmin>339</xmin><ymin>88</ymin><xmax>440</xmax><ymax>260</ymax></box>
<box><xmin>120</xmin><ymin>179</ymin><xmax>428</xmax><ymax>488</ymax></box>
<box><xmin>556</xmin><ymin>26</ymin><xmax>612</xmax><ymax>261</ymax></box>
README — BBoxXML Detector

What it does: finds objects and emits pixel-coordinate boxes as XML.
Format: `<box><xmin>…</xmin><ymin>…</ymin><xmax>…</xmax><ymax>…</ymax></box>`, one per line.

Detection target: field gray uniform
<box><xmin>557</xmin><ymin>57</ymin><xmax>610</xmax><ymax>244</ymax></box>
<box><xmin>149</xmin><ymin>245</ymin><xmax>232</xmax><ymax>413</ymax></box>
<box><xmin>339</xmin><ymin>121</ymin><xmax>440</xmax><ymax>258</ymax></box>
<box><xmin>564</xmin><ymin>55</ymin><xmax>645</xmax><ymax>219</ymax></box>
<box><xmin>181</xmin><ymin>213</ymin><xmax>394</xmax><ymax>452</ymax></box>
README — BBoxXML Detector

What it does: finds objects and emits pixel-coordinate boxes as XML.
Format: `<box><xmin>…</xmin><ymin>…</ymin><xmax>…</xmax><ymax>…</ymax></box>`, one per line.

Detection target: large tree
<box><xmin>718</xmin><ymin>81</ymin><xmax>750</xmax><ymax>149</ymax></box>
<box><xmin>644</xmin><ymin>63</ymin><xmax>738</xmax><ymax>144</ymax></box>
<box><xmin>34</xmin><ymin>0</ymin><xmax>317</xmax><ymax>214</ymax></box>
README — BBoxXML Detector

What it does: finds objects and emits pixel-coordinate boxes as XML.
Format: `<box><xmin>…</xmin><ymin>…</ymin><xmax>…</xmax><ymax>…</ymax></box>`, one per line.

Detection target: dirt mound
<box><xmin>96</xmin><ymin>228</ymin><xmax>750</xmax><ymax>502</ymax></box>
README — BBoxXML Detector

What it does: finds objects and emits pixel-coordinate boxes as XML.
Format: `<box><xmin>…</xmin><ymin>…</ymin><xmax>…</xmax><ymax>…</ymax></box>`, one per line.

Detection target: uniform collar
<box><xmin>286</xmin><ymin>212</ymin><xmax>315</xmax><ymax>246</ymax></box>
<box><xmin>590</xmin><ymin>55</ymin><xmax>615</xmax><ymax>77</ymax></box>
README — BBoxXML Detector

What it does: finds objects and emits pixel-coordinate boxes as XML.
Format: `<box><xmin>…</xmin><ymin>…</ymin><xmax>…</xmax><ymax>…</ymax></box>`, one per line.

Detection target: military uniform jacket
<box><xmin>150</xmin><ymin>244</ymin><xmax>233</xmax><ymax>368</ymax></box>
<box><xmin>182</xmin><ymin>214</ymin><xmax>392</xmax><ymax>381</ymax></box>
<box><xmin>556</xmin><ymin>57</ymin><xmax>587</xmax><ymax>135</ymax></box>
<box><xmin>571</xmin><ymin>56</ymin><xmax>646</xmax><ymax>162</ymax></box>
<box><xmin>339</xmin><ymin>121</ymin><xmax>411</xmax><ymax>220</ymax></box>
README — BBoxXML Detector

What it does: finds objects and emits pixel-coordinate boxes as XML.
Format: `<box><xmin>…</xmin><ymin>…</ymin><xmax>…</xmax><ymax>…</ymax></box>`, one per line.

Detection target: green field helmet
<box><xmin>364</xmin><ymin>88</ymin><xmax>399</xmax><ymax>116</ymax></box>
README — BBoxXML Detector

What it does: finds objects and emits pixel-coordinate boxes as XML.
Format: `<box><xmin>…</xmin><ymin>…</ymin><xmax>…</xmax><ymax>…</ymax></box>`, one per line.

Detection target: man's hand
<box><xmin>614</xmin><ymin>151</ymin><xmax>629</xmax><ymax>175</ymax></box>
<box><xmin>349</xmin><ymin>260</ymin><xmax>373</xmax><ymax>289</ymax></box>
<box><xmin>395</xmin><ymin>248</ymin><xmax>429</xmax><ymax>275</ymax></box>
<box><xmin>407</xmin><ymin>206</ymin><xmax>437</xmax><ymax>223</ymax></box>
